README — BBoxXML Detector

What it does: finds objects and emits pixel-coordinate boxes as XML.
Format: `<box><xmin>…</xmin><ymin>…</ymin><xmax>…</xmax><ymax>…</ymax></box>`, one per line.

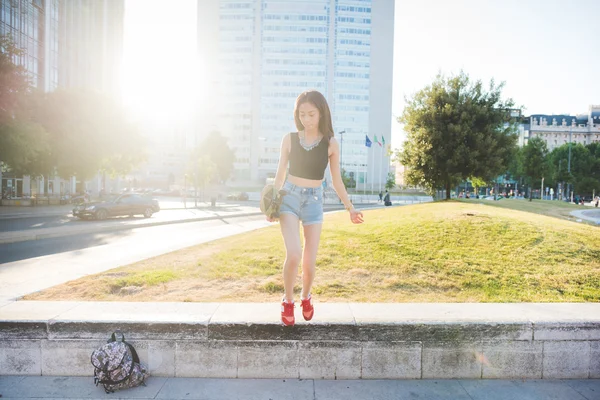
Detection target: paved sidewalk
<box><xmin>571</xmin><ymin>209</ymin><xmax>600</xmax><ymax>225</ymax></box>
<box><xmin>0</xmin><ymin>376</ymin><xmax>598</xmax><ymax>399</ymax></box>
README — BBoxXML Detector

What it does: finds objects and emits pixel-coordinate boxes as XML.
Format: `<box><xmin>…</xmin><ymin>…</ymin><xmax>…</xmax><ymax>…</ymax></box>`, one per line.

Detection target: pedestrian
<box><xmin>268</xmin><ymin>90</ymin><xmax>364</xmax><ymax>326</ymax></box>
<box><xmin>595</xmin><ymin>196</ymin><xmax>599</xmax><ymax>207</ymax></box>
<box><xmin>378</xmin><ymin>191</ymin><xmax>383</xmax><ymax>202</ymax></box>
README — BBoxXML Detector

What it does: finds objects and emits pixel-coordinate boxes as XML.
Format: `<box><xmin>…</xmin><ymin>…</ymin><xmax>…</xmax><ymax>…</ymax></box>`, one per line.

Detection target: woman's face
<box><xmin>298</xmin><ymin>102</ymin><xmax>320</xmax><ymax>131</ymax></box>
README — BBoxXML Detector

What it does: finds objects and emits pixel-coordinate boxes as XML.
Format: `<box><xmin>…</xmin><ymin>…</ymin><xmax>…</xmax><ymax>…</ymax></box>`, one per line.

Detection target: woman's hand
<box><xmin>349</xmin><ymin>208</ymin><xmax>364</xmax><ymax>224</ymax></box>
<box><xmin>266</xmin><ymin>216</ymin><xmax>278</xmax><ymax>223</ymax></box>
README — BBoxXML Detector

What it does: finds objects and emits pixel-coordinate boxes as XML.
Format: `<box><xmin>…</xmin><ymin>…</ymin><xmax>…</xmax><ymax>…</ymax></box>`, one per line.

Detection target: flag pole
<box><xmin>371</xmin><ymin>145</ymin><xmax>375</xmax><ymax>195</ymax></box>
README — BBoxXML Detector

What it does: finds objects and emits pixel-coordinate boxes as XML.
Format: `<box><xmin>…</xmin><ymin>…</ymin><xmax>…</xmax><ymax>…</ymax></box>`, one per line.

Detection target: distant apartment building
<box><xmin>528</xmin><ymin>105</ymin><xmax>600</xmax><ymax>150</ymax></box>
<box><xmin>1</xmin><ymin>0</ymin><xmax>125</xmax><ymax>198</ymax></box>
<box><xmin>197</xmin><ymin>0</ymin><xmax>395</xmax><ymax>186</ymax></box>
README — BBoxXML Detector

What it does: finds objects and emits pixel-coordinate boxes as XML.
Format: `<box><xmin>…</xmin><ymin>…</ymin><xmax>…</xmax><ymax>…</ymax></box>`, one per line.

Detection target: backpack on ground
<box><xmin>91</xmin><ymin>330</ymin><xmax>149</xmax><ymax>394</ymax></box>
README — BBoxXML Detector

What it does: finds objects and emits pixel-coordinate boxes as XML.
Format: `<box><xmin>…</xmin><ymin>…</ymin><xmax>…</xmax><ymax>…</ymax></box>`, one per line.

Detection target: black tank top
<box><xmin>288</xmin><ymin>132</ymin><xmax>329</xmax><ymax>180</ymax></box>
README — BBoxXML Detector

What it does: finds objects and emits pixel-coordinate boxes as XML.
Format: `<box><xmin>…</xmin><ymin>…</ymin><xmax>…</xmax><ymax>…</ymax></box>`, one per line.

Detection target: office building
<box><xmin>197</xmin><ymin>0</ymin><xmax>395</xmax><ymax>186</ymax></box>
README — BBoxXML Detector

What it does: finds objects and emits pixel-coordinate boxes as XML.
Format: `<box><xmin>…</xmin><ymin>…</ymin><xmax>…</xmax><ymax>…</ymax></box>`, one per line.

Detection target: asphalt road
<box><xmin>0</xmin><ymin>214</ymin><xmax>269</xmax><ymax>264</ymax></box>
<box><xmin>0</xmin><ymin>215</ymin><xmax>272</xmax><ymax>301</ymax></box>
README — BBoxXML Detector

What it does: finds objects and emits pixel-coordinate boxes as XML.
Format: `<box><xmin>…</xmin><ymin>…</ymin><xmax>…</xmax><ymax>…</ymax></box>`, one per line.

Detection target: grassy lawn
<box><xmin>457</xmin><ymin>198</ymin><xmax>593</xmax><ymax>223</ymax></box>
<box><xmin>25</xmin><ymin>202</ymin><xmax>600</xmax><ymax>303</ymax></box>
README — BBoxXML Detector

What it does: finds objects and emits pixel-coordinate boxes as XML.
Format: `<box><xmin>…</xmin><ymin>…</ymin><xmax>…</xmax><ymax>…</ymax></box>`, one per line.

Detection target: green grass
<box><xmin>26</xmin><ymin>201</ymin><xmax>600</xmax><ymax>303</ymax></box>
<box><xmin>457</xmin><ymin>198</ymin><xmax>592</xmax><ymax>223</ymax></box>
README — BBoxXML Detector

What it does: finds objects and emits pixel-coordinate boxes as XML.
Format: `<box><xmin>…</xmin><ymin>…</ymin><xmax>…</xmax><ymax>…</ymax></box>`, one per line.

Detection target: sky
<box><xmin>122</xmin><ymin>0</ymin><xmax>600</xmax><ymax>149</ymax></box>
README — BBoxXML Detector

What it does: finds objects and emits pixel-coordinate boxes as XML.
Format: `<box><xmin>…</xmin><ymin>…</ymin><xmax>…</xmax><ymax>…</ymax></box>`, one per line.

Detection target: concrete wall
<box><xmin>1</xmin><ymin>302</ymin><xmax>599</xmax><ymax>379</ymax></box>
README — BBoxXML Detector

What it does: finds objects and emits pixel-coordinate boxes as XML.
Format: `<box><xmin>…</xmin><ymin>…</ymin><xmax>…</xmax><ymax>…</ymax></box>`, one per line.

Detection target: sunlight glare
<box><xmin>121</xmin><ymin>0</ymin><xmax>202</xmax><ymax>122</ymax></box>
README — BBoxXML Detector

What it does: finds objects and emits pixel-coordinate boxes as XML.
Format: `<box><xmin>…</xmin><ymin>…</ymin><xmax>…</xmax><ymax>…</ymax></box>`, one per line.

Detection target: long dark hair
<box><xmin>294</xmin><ymin>90</ymin><xmax>334</xmax><ymax>144</ymax></box>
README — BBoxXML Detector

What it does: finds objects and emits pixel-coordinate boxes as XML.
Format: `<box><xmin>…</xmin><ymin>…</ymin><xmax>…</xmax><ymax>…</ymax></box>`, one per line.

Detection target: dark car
<box><xmin>73</xmin><ymin>194</ymin><xmax>160</xmax><ymax>220</ymax></box>
<box><xmin>226</xmin><ymin>192</ymin><xmax>249</xmax><ymax>201</ymax></box>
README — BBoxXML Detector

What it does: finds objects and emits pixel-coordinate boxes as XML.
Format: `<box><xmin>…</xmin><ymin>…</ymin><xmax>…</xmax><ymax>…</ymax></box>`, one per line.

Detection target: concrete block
<box><xmin>41</xmin><ymin>339</ymin><xmax>104</xmax><ymax>376</ymax></box>
<box><xmin>48</xmin><ymin>321</ymin><xmax>208</xmax><ymax>340</ymax></box>
<box><xmin>361</xmin><ymin>341</ymin><xmax>421</xmax><ymax>379</ymax></box>
<box><xmin>176</xmin><ymin>341</ymin><xmax>237</xmax><ymax>378</ymax></box>
<box><xmin>422</xmin><ymin>342</ymin><xmax>482</xmax><ymax>379</ymax></box>
<box><xmin>0</xmin><ymin>301</ymin><xmax>80</xmax><ymax>320</ymax></box>
<box><xmin>237</xmin><ymin>341</ymin><xmax>298</xmax><ymax>379</ymax></box>
<box><xmin>0</xmin><ymin>320</ymin><xmax>48</xmax><ymax>340</ymax></box>
<box><xmin>482</xmin><ymin>341</ymin><xmax>543</xmax><ymax>379</ymax></box>
<box><xmin>357</xmin><ymin>321</ymin><xmax>531</xmax><ymax>342</ymax></box>
<box><xmin>0</xmin><ymin>339</ymin><xmax>41</xmax><ymax>375</ymax></box>
<box><xmin>543</xmin><ymin>341</ymin><xmax>590</xmax><ymax>379</ymax></box>
<box><xmin>298</xmin><ymin>341</ymin><xmax>361</xmax><ymax>379</ymax></box>
<box><xmin>129</xmin><ymin>340</ymin><xmax>175</xmax><ymax>377</ymax></box>
<box><xmin>534</xmin><ymin>322</ymin><xmax>600</xmax><ymax>341</ymax></box>
<box><xmin>47</xmin><ymin>302</ymin><xmax>218</xmax><ymax>340</ymax></box>
<box><xmin>591</xmin><ymin>341</ymin><xmax>600</xmax><ymax>379</ymax></box>
<box><xmin>209</xmin><ymin>303</ymin><xmax>357</xmax><ymax>341</ymax></box>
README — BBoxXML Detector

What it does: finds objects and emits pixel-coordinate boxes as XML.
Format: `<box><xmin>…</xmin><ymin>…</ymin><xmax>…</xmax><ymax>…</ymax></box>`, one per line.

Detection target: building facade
<box><xmin>528</xmin><ymin>105</ymin><xmax>600</xmax><ymax>151</ymax></box>
<box><xmin>0</xmin><ymin>0</ymin><xmax>60</xmax><ymax>91</ymax></box>
<box><xmin>197</xmin><ymin>0</ymin><xmax>394</xmax><ymax>186</ymax></box>
<box><xmin>1</xmin><ymin>0</ymin><xmax>125</xmax><ymax>199</ymax></box>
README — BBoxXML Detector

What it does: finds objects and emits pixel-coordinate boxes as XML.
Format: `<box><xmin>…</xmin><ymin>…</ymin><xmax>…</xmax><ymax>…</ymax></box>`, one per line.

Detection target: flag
<box><xmin>374</xmin><ymin>135</ymin><xmax>382</xmax><ymax>147</ymax></box>
<box><xmin>365</xmin><ymin>135</ymin><xmax>372</xmax><ymax>147</ymax></box>
<box><xmin>381</xmin><ymin>136</ymin><xmax>386</xmax><ymax>145</ymax></box>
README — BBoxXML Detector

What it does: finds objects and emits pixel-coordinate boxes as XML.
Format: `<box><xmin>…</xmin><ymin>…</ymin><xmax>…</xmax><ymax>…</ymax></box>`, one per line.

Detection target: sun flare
<box><xmin>120</xmin><ymin>0</ymin><xmax>202</xmax><ymax>121</ymax></box>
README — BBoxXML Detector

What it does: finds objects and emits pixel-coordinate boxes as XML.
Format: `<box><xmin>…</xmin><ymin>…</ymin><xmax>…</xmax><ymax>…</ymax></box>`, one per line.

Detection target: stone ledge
<box><xmin>1</xmin><ymin>301</ymin><xmax>599</xmax><ymax>379</ymax></box>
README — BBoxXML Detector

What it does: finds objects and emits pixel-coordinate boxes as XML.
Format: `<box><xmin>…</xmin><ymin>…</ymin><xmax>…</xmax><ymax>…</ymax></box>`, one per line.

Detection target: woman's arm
<box><xmin>329</xmin><ymin>138</ymin><xmax>364</xmax><ymax>224</ymax></box>
<box><xmin>273</xmin><ymin>134</ymin><xmax>291</xmax><ymax>190</ymax></box>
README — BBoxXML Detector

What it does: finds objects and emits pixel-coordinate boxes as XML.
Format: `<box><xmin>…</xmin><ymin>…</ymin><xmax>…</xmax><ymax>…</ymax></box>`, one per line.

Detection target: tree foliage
<box><xmin>545</xmin><ymin>143</ymin><xmax>599</xmax><ymax>196</ymax></box>
<box><xmin>398</xmin><ymin>71</ymin><xmax>518</xmax><ymax>198</ymax></box>
<box><xmin>1</xmin><ymin>34</ymin><xmax>144</xmax><ymax>180</ymax></box>
<box><xmin>385</xmin><ymin>172</ymin><xmax>396</xmax><ymax>191</ymax></box>
<box><xmin>0</xmin><ymin>35</ymin><xmax>50</xmax><ymax>175</ymax></box>
<box><xmin>522</xmin><ymin>137</ymin><xmax>549</xmax><ymax>201</ymax></box>
<box><xmin>32</xmin><ymin>90</ymin><xmax>146</xmax><ymax>180</ymax></box>
<box><xmin>194</xmin><ymin>131</ymin><xmax>235</xmax><ymax>183</ymax></box>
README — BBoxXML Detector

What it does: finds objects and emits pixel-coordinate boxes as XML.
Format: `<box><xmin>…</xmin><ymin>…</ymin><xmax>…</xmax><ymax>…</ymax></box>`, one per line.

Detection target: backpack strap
<box><xmin>109</xmin><ymin>330</ymin><xmax>125</xmax><ymax>343</ymax></box>
<box><xmin>125</xmin><ymin>342</ymin><xmax>140</xmax><ymax>364</ymax></box>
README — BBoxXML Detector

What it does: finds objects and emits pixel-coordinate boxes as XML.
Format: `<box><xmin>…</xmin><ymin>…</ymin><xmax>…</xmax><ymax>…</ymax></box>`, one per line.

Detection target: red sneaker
<box><xmin>281</xmin><ymin>299</ymin><xmax>295</xmax><ymax>326</ymax></box>
<box><xmin>300</xmin><ymin>295</ymin><xmax>314</xmax><ymax>321</ymax></box>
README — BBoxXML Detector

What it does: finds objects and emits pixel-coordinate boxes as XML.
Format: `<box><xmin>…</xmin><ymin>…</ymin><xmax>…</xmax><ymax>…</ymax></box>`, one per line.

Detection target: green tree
<box><xmin>0</xmin><ymin>35</ymin><xmax>50</xmax><ymax>175</ymax></box>
<box><xmin>548</xmin><ymin>143</ymin><xmax>597</xmax><ymax>196</ymax></box>
<box><xmin>341</xmin><ymin>168</ymin><xmax>355</xmax><ymax>189</ymax></box>
<box><xmin>399</xmin><ymin>71</ymin><xmax>518</xmax><ymax>198</ymax></box>
<box><xmin>33</xmin><ymin>89</ymin><xmax>145</xmax><ymax>181</ymax></box>
<box><xmin>196</xmin><ymin>131</ymin><xmax>235</xmax><ymax>183</ymax></box>
<box><xmin>469</xmin><ymin>176</ymin><xmax>487</xmax><ymax>196</ymax></box>
<box><xmin>385</xmin><ymin>172</ymin><xmax>396</xmax><ymax>191</ymax></box>
<box><xmin>522</xmin><ymin>137</ymin><xmax>549</xmax><ymax>201</ymax></box>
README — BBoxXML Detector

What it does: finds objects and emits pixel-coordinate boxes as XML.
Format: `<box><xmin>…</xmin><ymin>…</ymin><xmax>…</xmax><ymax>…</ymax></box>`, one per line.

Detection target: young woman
<box><xmin>268</xmin><ymin>90</ymin><xmax>364</xmax><ymax>326</ymax></box>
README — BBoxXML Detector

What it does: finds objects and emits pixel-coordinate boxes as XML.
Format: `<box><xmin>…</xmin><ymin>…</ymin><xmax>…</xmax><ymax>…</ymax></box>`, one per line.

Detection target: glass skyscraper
<box><xmin>198</xmin><ymin>0</ymin><xmax>394</xmax><ymax>186</ymax></box>
<box><xmin>0</xmin><ymin>0</ymin><xmax>60</xmax><ymax>91</ymax></box>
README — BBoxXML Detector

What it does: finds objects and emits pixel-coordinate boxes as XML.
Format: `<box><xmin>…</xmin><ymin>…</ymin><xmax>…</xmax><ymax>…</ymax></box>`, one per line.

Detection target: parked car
<box><xmin>73</xmin><ymin>194</ymin><xmax>160</xmax><ymax>220</ymax></box>
<box><xmin>226</xmin><ymin>192</ymin><xmax>249</xmax><ymax>201</ymax></box>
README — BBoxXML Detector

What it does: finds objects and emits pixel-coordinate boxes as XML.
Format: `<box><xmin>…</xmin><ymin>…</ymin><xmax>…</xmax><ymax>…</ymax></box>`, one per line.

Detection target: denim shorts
<box><xmin>279</xmin><ymin>181</ymin><xmax>324</xmax><ymax>226</ymax></box>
